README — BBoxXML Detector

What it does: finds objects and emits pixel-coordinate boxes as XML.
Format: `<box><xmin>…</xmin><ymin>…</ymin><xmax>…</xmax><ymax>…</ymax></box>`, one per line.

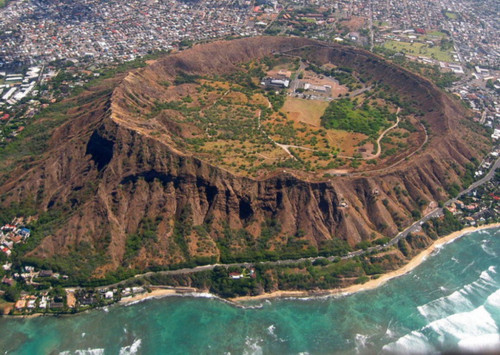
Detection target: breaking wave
<box><xmin>417</xmin><ymin>266</ymin><xmax>498</xmax><ymax>322</ymax></box>
<box><xmin>60</xmin><ymin>349</ymin><xmax>105</xmax><ymax>355</ymax></box>
<box><xmin>458</xmin><ymin>334</ymin><xmax>500</xmax><ymax>352</ymax></box>
<box><xmin>386</xmin><ymin>287</ymin><xmax>499</xmax><ymax>353</ymax></box>
<box><xmin>243</xmin><ymin>336</ymin><xmax>263</xmax><ymax>355</ymax></box>
<box><xmin>119</xmin><ymin>338</ymin><xmax>142</xmax><ymax>355</ymax></box>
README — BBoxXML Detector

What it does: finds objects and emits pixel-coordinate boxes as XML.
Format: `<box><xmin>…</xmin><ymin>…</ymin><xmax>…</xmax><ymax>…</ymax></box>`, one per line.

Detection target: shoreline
<box><xmin>118</xmin><ymin>289</ymin><xmax>178</xmax><ymax>305</ymax></box>
<box><xmin>229</xmin><ymin>222</ymin><xmax>500</xmax><ymax>303</ymax></box>
<box><xmin>3</xmin><ymin>223</ymin><xmax>499</xmax><ymax>314</ymax></box>
<box><xmin>117</xmin><ymin>287</ymin><xmax>201</xmax><ymax>306</ymax></box>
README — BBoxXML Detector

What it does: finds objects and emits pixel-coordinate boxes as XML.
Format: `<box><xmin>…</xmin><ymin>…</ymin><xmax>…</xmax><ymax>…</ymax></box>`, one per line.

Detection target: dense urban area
<box><xmin>0</xmin><ymin>0</ymin><xmax>498</xmax><ymax>314</ymax></box>
<box><xmin>1</xmin><ymin>0</ymin><xmax>498</xmax><ymax>149</ymax></box>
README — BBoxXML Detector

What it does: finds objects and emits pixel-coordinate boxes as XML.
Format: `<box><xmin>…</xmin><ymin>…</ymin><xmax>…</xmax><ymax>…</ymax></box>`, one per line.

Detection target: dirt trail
<box><xmin>260</xmin><ymin>107</ymin><xmax>401</xmax><ymax>162</ymax></box>
<box><xmin>365</xmin><ymin>107</ymin><xmax>401</xmax><ymax>159</ymax></box>
<box><xmin>337</xmin><ymin>107</ymin><xmax>401</xmax><ymax>160</ymax></box>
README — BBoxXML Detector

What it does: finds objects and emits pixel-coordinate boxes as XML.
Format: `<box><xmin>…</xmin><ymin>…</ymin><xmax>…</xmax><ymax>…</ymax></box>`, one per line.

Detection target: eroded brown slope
<box><xmin>0</xmin><ymin>37</ymin><xmax>490</xmax><ymax>273</ymax></box>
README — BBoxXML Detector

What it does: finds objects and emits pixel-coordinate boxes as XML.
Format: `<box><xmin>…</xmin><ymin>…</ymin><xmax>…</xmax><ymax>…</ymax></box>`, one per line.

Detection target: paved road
<box><xmin>386</xmin><ymin>155</ymin><xmax>500</xmax><ymax>248</ymax></box>
<box><xmin>102</xmin><ymin>155</ymin><xmax>499</xmax><ymax>288</ymax></box>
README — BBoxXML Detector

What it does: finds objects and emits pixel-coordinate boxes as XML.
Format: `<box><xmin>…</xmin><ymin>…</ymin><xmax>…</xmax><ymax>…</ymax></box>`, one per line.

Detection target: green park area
<box><xmin>145</xmin><ymin>54</ymin><xmax>418</xmax><ymax>176</ymax></box>
<box><xmin>444</xmin><ymin>11</ymin><xmax>458</xmax><ymax>20</ymax></box>
<box><xmin>383</xmin><ymin>40</ymin><xmax>454</xmax><ymax>62</ymax></box>
<box><xmin>425</xmin><ymin>31</ymin><xmax>448</xmax><ymax>39</ymax></box>
<box><xmin>321</xmin><ymin>98</ymin><xmax>395</xmax><ymax>138</ymax></box>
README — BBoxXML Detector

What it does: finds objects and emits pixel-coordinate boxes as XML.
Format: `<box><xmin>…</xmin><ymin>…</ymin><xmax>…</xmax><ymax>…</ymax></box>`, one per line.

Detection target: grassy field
<box><xmin>425</xmin><ymin>31</ymin><xmax>448</xmax><ymax>39</ymax></box>
<box><xmin>281</xmin><ymin>97</ymin><xmax>329</xmax><ymax>127</ymax></box>
<box><xmin>325</xmin><ymin>130</ymin><xmax>368</xmax><ymax>156</ymax></box>
<box><xmin>383</xmin><ymin>40</ymin><xmax>454</xmax><ymax>62</ymax></box>
<box><xmin>444</xmin><ymin>11</ymin><xmax>458</xmax><ymax>20</ymax></box>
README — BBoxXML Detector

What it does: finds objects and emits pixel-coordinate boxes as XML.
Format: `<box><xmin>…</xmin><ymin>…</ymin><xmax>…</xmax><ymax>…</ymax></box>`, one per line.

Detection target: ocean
<box><xmin>0</xmin><ymin>227</ymin><xmax>498</xmax><ymax>354</ymax></box>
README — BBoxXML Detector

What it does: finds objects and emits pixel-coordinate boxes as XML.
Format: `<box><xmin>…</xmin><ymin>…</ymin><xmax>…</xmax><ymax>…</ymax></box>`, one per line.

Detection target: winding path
<box><xmin>363</xmin><ymin>107</ymin><xmax>401</xmax><ymax>160</ymax></box>
<box><xmin>259</xmin><ymin>106</ymin><xmax>403</xmax><ymax>163</ymax></box>
<box><xmin>335</xmin><ymin>107</ymin><xmax>401</xmax><ymax>160</ymax></box>
<box><xmin>345</xmin><ymin>121</ymin><xmax>429</xmax><ymax>177</ymax></box>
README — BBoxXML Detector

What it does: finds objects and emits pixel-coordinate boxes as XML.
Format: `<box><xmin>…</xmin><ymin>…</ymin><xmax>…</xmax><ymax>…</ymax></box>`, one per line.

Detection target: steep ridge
<box><xmin>0</xmin><ymin>37</ymin><xmax>490</xmax><ymax>274</ymax></box>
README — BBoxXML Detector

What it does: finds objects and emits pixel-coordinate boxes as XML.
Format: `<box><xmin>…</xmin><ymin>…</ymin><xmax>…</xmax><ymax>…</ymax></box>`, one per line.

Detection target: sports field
<box><xmin>383</xmin><ymin>40</ymin><xmax>454</xmax><ymax>62</ymax></box>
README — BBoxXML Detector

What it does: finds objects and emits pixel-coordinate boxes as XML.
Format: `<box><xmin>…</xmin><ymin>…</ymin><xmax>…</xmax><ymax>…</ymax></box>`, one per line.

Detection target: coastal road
<box><xmin>101</xmin><ymin>155</ymin><xmax>499</xmax><ymax>288</ymax></box>
<box><xmin>387</xmin><ymin>155</ymin><xmax>500</xmax><ymax>248</ymax></box>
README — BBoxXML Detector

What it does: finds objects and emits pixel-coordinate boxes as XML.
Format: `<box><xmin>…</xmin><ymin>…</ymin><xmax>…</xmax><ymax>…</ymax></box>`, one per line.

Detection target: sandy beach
<box><xmin>3</xmin><ymin>224</ymin><xmax>498</xmax><ymax>315</ymax></box>
<box><xmin>230</xmin><ymin>223</ymin><xmax>500</xmax><ymax>303</ymax></box>
<box><xmin>118</xmin><ymin>289</ymin><xmax>178</xmax><ymax>305</ymax></box>
<box><xmin>118</xmin><ymin>287</ymin><xmax>198</xmax><ymax>305</ymax></box>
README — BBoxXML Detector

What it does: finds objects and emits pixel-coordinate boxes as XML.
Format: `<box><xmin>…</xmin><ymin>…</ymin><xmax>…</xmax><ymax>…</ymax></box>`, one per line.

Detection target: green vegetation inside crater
<box><xmin>148</xmin><ymin>55</ymin><xmax>416</xmax><ymax>176</ymax></box>
<box><xmin>321</xmin><ymin>98</ymin><xmax>395</xmax><ymax>137</ymax></box>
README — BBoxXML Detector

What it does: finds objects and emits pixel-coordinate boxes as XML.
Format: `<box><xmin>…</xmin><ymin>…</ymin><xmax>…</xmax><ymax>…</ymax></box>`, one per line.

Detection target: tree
<box><xmin>4</xmin><ymin>287</ymin><xmax>19</xmax><ymax>302</ymax></box>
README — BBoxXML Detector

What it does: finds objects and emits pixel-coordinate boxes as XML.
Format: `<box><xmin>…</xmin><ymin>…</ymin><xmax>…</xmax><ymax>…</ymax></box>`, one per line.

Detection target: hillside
<box><xmin>0</xmin><ymin>36</ymin><xmax>490</xmax><ymax>280</ymax></box>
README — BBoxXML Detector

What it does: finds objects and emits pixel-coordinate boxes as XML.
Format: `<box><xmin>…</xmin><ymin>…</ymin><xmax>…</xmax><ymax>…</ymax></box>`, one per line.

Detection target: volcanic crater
<box><xmin>0</xmin><ymin>37</ymin><xmax>490</xmax><ymax>273</ymax></box>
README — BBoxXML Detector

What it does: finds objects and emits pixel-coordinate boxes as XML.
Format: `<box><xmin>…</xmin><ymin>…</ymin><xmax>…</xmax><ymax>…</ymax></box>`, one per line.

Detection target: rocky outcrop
<box><xmin>0</xmin><ymin>37</ymin><xmax>490</xmax><ymax>273</ymax></box>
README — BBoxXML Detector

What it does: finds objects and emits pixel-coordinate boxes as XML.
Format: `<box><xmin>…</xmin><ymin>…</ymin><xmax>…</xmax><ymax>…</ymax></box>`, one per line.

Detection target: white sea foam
<box><xmin>119</xmin><ymin>338</ymin><xmax>142</xmax><ymax>355</ymax></box>
<box><xmin>385</xmin><ymin>327</ymin><xmax>395</xmax><ymax>339</ymax></box>
<box><xmin>418</xmin><ymin>289</ymin><xmax>474</xmax><ymax>321</ymax></box>
<box><xmin>418</xmin><ymin>267</ymin><xmax>497</xmax><ymax>321</ymax></box>
<box><xmin>281</xmin><ymin>295</ymin><xmax>328</xmax><ymax>302</ymax></box>
<box><xmin>354</xmin><ymin>333</ymin><xmax>369</xmax><ymax>353</ymax></box>
<box><xmin>485</xmin><ymin>289</ymin><xmax>500</xmax><ymax>308</ymax></box>
<box><xmin>382</xmin><ymin>330</ymin><xmax>435</xmax><ymax>354</ymax></box>
<box><xmin>480</xmin><ymin>269</ymin><xmax>496</xmax><ymax>284</ymax></box>
<box><xmin>384</xmin><ymin>320</ymin><xmax>397</xmax><ymax>340</ymax></box>
<box><xmin>458</xmin><ymin>334</ymin><xmax>500</xmax><ymax>352</ymax></box>
<box><xmin>73</xmin><ymin>349</ymin><xmax>105</xmax><ymax>355</ymax></box>
<box><xmin>428</xmin><ymin>305</ymin><xmax>497</xmax><ymax>341</ymax></box>
<box><xmin>124</xmin><ymin>291</ymin><xmax>221</xmax><ymax>308</ymax></box>
<box><xmin>460</xmin><ymin>260</ymin><xmax>475</xmax><ymax>274</ymax></box>
<box><xmin>282</xmin><ymin>292</ymin><xmax>354</xmax><ymax>302</ymax></box>
<box><xmin>241</xmin><ymin>304</ymin><xmax>265</xmax><ymax>310</ymax></box>
<box><xmin>81</xmin><ymin>333</ymin><xmax>85</xmax><ymax>338</ymax></box>
<box><xmin>123</xmin><ymin>299</ymin><xmax>144</xmax><ymax>307</ymax></box>
<box><xmin>463</xmin><ymin>282</ymin><xmax>489</xmax><ymax>297</ymax></box>
<box><xmin>481</xmin><ymin>241</ymin><xmax>497</xmax><ymax>256</ymax></box>
<box><xmin>395</xmin><ymin>278</ymin><xmax>499</xmax><ymax>353</ymax></box>
<box><xmin>267</xmin><ymin>325</ymin><xmax>276</xmax><ymax>336</ymax></box>
<box><xmin>243</xmin><ymin>336</ymin><xmax>263</xmax><ymax>355</ymax></box>
<box><xmin>188</xmin><ymin>292</ymin><xmax>216</xmax><ymax>298</ymax></box>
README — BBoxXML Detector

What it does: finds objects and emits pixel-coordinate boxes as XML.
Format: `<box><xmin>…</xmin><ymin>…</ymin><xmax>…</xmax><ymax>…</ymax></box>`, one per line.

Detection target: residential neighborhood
<box><xmin>0</xmin><ymin>0</ymin><xmax>498</xmax><ymax>319</ymax></box>
<box><xmin>0</xmin><ymin>217</ymin><xmax>32</xmax><ymax>257</ymax></box>
<box><xmin>0</xmin><ymin>0</ymin><xmax>498</xmax><ymax>147</ymax></box>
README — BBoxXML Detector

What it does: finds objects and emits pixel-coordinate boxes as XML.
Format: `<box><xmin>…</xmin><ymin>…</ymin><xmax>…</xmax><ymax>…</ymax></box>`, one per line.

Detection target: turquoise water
<box><xmin>0</xmin><ymin>228</ymin><xmax>499</xmax><ymax>354</ymax></box>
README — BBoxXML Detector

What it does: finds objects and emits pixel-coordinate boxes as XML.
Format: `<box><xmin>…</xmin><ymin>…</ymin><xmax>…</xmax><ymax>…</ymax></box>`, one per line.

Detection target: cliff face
<box><xmin>0</xmin><ymin>37</ymin><xmax>490</xmax><ymax>273</ymax></box>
